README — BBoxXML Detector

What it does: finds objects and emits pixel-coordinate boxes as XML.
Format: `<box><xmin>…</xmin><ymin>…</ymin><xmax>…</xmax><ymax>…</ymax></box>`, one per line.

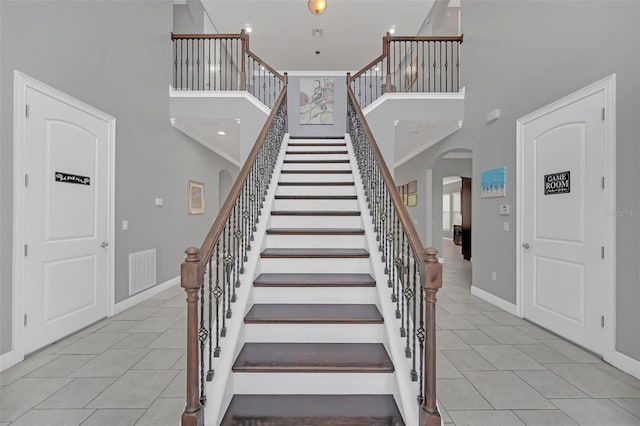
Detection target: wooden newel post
<box><xmin>384</xmin><ymin>32</ymin><xmax>393</xmax><ymax>93</ymax></box>
<box><xmin>239</xmin><ymin>29</ymin><xmax>247</xmax><ymax>91</ymax></box>
<box><xmin>181</xmin><ymin>247</ymin><xmax>203</xmax><ymax>426</ymax></box>
<box><xmin>420</xmin><ymin>247</ymin><xmax>442</xmax><ymax>426</ymax></box>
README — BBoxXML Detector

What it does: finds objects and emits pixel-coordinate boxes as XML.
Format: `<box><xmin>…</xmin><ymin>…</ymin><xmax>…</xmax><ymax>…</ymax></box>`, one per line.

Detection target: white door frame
<box><xmin>516</xmin><ymin>74</ymin><xmax>616</xmax><ymax>364</ymax></box>
<box><xmin>9</xmin><ymin>71</ymin><xmax>116</xmax><ymax>369</ymax></box>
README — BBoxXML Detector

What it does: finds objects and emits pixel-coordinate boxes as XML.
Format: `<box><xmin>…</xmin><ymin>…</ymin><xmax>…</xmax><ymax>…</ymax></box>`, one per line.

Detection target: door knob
<box><xmin>522</xmin><ymin>243</ymin><xmax>530</xmax><ymax>249</ymax></box>
<box><xmin>100</xmin><ymin>242</ymin><xmax>109</xmax><ymax>248</ymax></box>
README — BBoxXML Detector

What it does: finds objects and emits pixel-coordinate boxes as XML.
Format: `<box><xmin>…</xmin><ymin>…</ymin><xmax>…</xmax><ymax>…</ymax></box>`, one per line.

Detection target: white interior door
<box><xmin>521</xmin><ymin>90</ymin><xmax>605</xmax><ymax>356</ymax></box>
<box><xmin>23</xmin><ymin>86</ymin><xmax>111</xmax><ymax>354</ymax></box>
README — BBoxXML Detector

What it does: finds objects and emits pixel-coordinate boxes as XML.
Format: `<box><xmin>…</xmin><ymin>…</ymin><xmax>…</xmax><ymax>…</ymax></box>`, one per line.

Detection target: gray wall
<box><xmin>396</xmin><ymin>1</ymin><xmax>640</xmax><ymax>361</ymax></box>
<box><xmin>0</xmin><ymin>0</ymin><xmax>238</xmax><ymax>355</ymax></box>
<box><xmin>287</xmin><ymin>75</ymin><xmax>346</xmax><ymax>137</ymax></box>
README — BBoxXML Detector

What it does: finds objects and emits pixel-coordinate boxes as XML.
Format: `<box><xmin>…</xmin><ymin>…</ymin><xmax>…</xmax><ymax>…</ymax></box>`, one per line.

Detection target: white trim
<box><xmin>169</xmin><ymin>86</ymin><xmax>271</xmax><ymax>115</ymax></box>
<box><xmin>12</xmin><ymin>71</ymin><xmax>116</xmax><ymax>362</ymax></box>
<box><xmin>0</xmin><ymin>350</ymin><xmax>20</xmax><ymax>372</ymax></box>
<box><xmin>170</xmin><ymin>119</ymin><xmax>241</xmax><ymax>167</ymax></box>
<box><xmin>516</xmin><ymin>74</ymin><xmax>616</xmax><ymax>360</ymax></box>
<box><xmin>611</xmin><ymin>351</ymin><xmax>640</xmax><ymax>380</ymax></box>
<box><xmin>113</xmin><ymin>276</ymin><xmax>180</xmax><ymax>315</ymax></box>
<box><xmin>362</xmin><ymin>86</ymin><xmax>465</xmax><ymax>116</ymax></box>
<box><xmin>470</xmin><ymin>285</ymin><xmax>518</xmax><ymax>316</ymax></box>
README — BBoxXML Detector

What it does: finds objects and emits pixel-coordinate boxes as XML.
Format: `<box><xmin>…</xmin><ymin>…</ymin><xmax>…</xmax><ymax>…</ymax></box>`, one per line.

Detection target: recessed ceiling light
<box><xmin>389</xmin><ymin>25</ymin><xmax>396</xmax><ymax>35</ymax></box>
<box><xmin>245</xmin><ymin>26</ymin><xmax>252</xmax><ymax>33</ymax></box>
<box><xmin>217</xmin><ymin>130</ymin><xmax>226</xmax><ymax>136</ymax></box>
<box><xmin>409</xmin><ymin>130</ymin><xmax>420</xmax><ymax>135</ymax></box>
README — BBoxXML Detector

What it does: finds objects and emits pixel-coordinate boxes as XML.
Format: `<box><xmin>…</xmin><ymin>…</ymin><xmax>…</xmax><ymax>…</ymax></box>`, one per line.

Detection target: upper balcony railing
<box><xmin>171</xmin><ymin>30</ymin><xmax>285</xmax><ymax>108</ymax></box>
<box><xmin>348</xmin><ymin>33</ymin><xmax>464</xmax><ymax>108</ymax></box>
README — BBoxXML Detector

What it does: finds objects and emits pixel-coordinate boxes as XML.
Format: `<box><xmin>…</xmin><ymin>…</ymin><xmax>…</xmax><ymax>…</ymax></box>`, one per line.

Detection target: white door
<box><xmin>23</xmin><ymin>86</ymin><xmax>111</xmax><ymax>354</ymax></box>
<box><xmin>521</xmin><ymin>90</ymin><xmax>605</xmax><ymax>356</ymax></box>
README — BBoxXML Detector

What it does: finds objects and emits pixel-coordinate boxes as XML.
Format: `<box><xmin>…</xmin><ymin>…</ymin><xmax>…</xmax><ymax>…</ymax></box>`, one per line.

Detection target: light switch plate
<box><xmin>122</xmin><ymin>220</ymin><xmax>128</xmax><ymax>231</ymax></box>
<box><xmin>155</xmin><ymin>198</ymin><xmax>164</xmax><ymax>207</ymax></box>
<box><xmin>499</xmin><ymin>204</ymin><xmax>510</xmax><ymax>215</ymax></box>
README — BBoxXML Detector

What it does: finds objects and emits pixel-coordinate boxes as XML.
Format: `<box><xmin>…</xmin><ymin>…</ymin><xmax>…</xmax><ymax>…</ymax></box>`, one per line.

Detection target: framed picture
<box><xmin>188</xmin><ymin>180</ymin><xmax>205</xmax><ymax>214</ymax></box>
<box><xmin>480</xmin><ymin>167</ymin><xmax>507</xmax><ymax>198</ymax></box>
<box><xmin>299</xmin><ymin>78</ymin><xmax>334</xmax><ymax>125</ymax></box>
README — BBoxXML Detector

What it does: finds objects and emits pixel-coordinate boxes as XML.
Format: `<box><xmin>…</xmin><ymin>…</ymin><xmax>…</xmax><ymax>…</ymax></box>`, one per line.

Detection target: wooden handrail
<box><xmin>388</xmin><ymin>34</ymin><xmax>464</xmax><ymax>43</ymax></box>
<box><xmin>171</xmin><ymin>32</ymin><xmax>244</xmax><ymax>40</ymax></box>
<box><xmin>348</xmin><ymin>52</ymin><xmax>386</xmax><ymax>82</ymax></box>
<box><xmin>197</xmin><ymin>86</ymin><xmax>287</xmax><ymax>269</ymax></box>
<box><xmin>247</xmin><ymin>50</ymin><xmax>285</xmax><ymax>82</ymax></box>
<box><xmin>346</xmin><ymin>86</ymin><xmax>426</xmax><ymax>271</ymax></box>
<box><xmin>350</xmin><ymin>33</ymin><xmax>464</xmax><ymax>89</ymax></box>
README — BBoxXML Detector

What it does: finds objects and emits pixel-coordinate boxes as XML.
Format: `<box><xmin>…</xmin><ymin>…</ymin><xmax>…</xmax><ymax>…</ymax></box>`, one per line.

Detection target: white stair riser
<box><xmin>284</xmin><ymin>154</ymin><xmax>349</xmax><ymax>161</ymax></box>
<box><xmin>269</xmin><ymin>215</ymin><xmax>362</xmax><ymax>229</ymax></box>
<box><xmin>258</xmin><ymin>257</ymin><xmax>371</xmax><ymax>274</ymax></box>
<box><xmin>233</xmin><ymin>372</ymin><xmax>394</xmax><ymax>395</ymax></box>
<box><xmin>282</xmin><ymin>163</ymin><xmax>351</xmax><ymax>171</ymax></box>
<box><xmin>272</xmin><ymin>199</ymin><xmax>359</xmax><ymax>211</ymax></box>
<box><xmin>279</xmin><ymin>173</ymin><xmax>353</xmax><ymax>182</ymax></box>
<box><xmin>252</xmin><ymin>286</ymin><xmax>376</xmax><ymax>304</ymax></box>
<box><xmin>287</xmin><ymin>145</ymin><xmax>346</xmax><ymax>152</ymax></box>
<box><xmin>276</xmin><ymin>185</ymin><xmax>356</xmax><ymax>196</ymax></box>
<box><xmin>244</xmin><ymin>323</ymin><xmax>383</xmax><ymax>343</ymax></box>
<box><xmin>265</xmin><ymin>234</ymin><xmax>366</xmax><ymax>249</ymax></box>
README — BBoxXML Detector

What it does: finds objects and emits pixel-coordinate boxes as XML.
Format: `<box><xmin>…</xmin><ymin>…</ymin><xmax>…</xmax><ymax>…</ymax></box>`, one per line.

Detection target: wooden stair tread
<box><xmin>286</xmin><ymin>150</ymin><xmax>348</xmax><ymax>154</ymax></box>
<box><xmin>221</xmin><ymin>394</ymin><xmax>404</xmax><ymax>425</ymax></box>
<box><xmin>280</xmin><ymin>170</ymin><xmax>352</xmax><ymax>174</ymax></box>
<box><xmin>267</xmin><ymin>228</ymin><xmax>364</xmax><ymax>235</ymax></box>
<box><xmin>270</xmin><ymin>210</ymin><xmax>360</xmax><ymax>216</ymax></box>
<box><xmin>261</xmin><ymin>248</ymin><xmax>369</xmax><ymax>259</ymax></box>
<box><xmin>254</xmin><ymin>273</ymin><xmax>375</xmax><ymax>287</ymax></box>
<box><xmin>284</xmin><ymin>159</ymin><xmax>350</xmax><ymax>163</ymax></box>
<box><xmin>232</xmin><ymin>343</ymin><xmax>393</xmax><ymax>373</ymax></box>
<box><xmin>274</xmin><ymin>195</ymin><xmax>357</xmax><ymax>200</ymax></box>
<box><xmin>289</xmin><ymin>136</ymin><xmax>345</xmax><ymax>140</ymax></box>
<box><xmin>278</xmin><ymin>181</ymin><xmax>354</xmax><ymax>186</ymax></box>
<box><xmin>245</xmin><ymin>304</ymin><xmax>383</xmax><ymax>324</ymax></box>
<box><xmin>288</xmin><ymin>142</ymin><xmax>347</xmax><ymax>147</ymax></box>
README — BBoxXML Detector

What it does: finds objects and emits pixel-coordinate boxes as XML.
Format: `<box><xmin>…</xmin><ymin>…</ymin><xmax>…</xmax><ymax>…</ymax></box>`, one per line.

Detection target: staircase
<box><xmin>220</xmin><ymin>137</ymin><xmax>404</xmax><ymax>425</ymax></box>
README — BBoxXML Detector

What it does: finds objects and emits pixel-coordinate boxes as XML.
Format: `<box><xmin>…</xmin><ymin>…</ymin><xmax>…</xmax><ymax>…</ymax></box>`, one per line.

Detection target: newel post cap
<box><xmin>184</xmin><ymin>247</ymin><xmax>200</xmax><ymax>263</ymax></box>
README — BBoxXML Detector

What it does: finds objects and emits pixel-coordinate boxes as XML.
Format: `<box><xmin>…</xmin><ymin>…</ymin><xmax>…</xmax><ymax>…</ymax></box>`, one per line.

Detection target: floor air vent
<box><xmin>129</xmin><ymin>248</ymin><xmax>157</xmax><ymax>295</ymax></box>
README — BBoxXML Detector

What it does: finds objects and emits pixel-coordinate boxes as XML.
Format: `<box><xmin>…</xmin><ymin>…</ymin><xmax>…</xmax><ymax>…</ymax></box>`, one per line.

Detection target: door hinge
<box><xmin>601</xmin><ymin>108</ymin><xmax>605</xmax><ymax>121</ymax></box>
<box><xmin>601</xmin><ymin>246</ymin><xmax>605</xmax><ymax>259</ymax></box>
<box><xmin>25</xmin><ymin>174</ymin><xmax>29</xmax><ymax>187</ymax></box>
<box><xmin>25</xmin><ymin>104</ymin><xmax>29</xmax><ymax>118</ymax></box>
<box><xmin>601</xmin><ymin>176</ymin><xmax>605</xmax><ymax>189</ymax></box>
<box><xmin>601</xmin><ymin>315</ymin><xmax>605</xmax><ymax>328</ymax></box>
<box><xmin>24</xmin><ymin>244</ymin><xmax>28</xmax><ymax>257</ymax></box>
<box><xmin>24</xmin><ymin>314</ymin><xmax>28</xmax><ymax>326</ymax></box>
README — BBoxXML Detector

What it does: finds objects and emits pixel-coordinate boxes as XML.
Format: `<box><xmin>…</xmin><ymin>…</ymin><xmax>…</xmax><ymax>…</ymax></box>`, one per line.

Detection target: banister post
<box><xmin>284</xmin><ymin>72</ymin><xmax>288</xmax><ymax>86</ymax></box>
<box><xmin>384</xmin><ymin>32</ymin><xmax>393</xmax><ymax>93</ymax></box>
<box><xmin>346</xmin><ymin>72</ymin><xmax>351</xmax><ymax>85</ymax></box>
<box><xmin>181</xmin><ymin>247</ymin><xmax>203</xmax><ymax>426</ymax></box>
<box><xmin>420</xmin><ymin>247</ymin><xmax>442</xmax><ymax>426</ymax></box>
<box><xmin>240</xmin><ymin>29</ymin><xmax>247</xmax><ymax>91</ymax></box>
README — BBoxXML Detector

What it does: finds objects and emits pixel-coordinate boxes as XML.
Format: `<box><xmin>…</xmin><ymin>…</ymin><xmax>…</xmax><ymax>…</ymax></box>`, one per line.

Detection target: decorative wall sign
<box><xmin>544</xmin><ymin>171</ymin><xmax>571</xmax><ymax>195</ymax></box>
<box><xmin>480</xmin><ymin>167</ymin><xmax>506</xmax><ymax>198</ymax></box>
<box><xmin>188</xmin><ymin>180</ymin><xmax>205</xmax><ymax>215</ymax></box>
<box><xmin>299</xmin><ymin>78</ymin><xmax>334</xmax><ymax>125</ymax></box>
<box><xmin>55</xmin><ymin>171</ymin><xmax>90</xmax><ymax>186</ymax></box>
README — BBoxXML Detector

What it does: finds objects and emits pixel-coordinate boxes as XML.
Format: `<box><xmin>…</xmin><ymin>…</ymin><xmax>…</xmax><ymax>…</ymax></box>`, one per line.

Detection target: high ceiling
<box><xmin>201</xmin><ymin>0</ymin><xmax>435</xmax><ymax>71</ymax></box>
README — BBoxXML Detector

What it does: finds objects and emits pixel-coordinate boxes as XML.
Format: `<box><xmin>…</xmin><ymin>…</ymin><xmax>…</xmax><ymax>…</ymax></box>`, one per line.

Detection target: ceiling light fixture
<box><xmin>245</xmin><ymin>26</ymin><xmax>252</xmax><ymax>33</ymax></box>
<box><xmin>217</xmin><ymin>131</ymin><xmax>226</xmax><ymax>136</ymax></box>
<box><xmin>308</xmin><ymin>0</ymin><xmax>327</xmax><ymax>15</ymax></box>
<box><xmin>389</xmin><ymin>25</ymin><xmax>397</xmax><ymax>35</ymax></box>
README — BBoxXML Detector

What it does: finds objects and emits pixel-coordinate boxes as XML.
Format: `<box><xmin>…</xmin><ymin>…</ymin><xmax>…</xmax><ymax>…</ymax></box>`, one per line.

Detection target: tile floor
<box><xmin>1</xmin><ymin>240</ymin><xmax>639</xmax><ymax>425</ymax></box>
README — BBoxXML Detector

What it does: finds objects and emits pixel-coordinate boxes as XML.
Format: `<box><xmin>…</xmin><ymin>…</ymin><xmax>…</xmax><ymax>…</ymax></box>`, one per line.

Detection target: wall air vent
<box><xmin>129</xmin><ymin>248</ymin><xmax>157</xmax><ymax>295</ymax></box>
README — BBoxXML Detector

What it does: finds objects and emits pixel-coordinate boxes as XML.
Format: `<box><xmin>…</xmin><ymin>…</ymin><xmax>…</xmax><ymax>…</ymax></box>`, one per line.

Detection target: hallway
<box><xmin>1</xmin><ymin>241</ymin><xmax>639</xmax><ymax>425</ymax></box>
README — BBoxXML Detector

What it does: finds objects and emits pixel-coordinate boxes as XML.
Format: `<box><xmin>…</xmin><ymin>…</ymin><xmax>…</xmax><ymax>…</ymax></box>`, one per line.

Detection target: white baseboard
<box><xmin>113</xmin><ymin>276</ymin><xmax>180</xmax><ymax>315</ymax></box>
<box><xmin>0</xmin><ymin>350</ymin><xmax>21</xmax><ymax>372</ymax></box>
<box><xmin>470</xmin><ymin>285</ymin><xmax>518</xmax><ymax>316</ymax></box>
<box><xmin>611</xmin><ymin>350</ymin><xmax>640</xmax><ymax>380</ymax></box>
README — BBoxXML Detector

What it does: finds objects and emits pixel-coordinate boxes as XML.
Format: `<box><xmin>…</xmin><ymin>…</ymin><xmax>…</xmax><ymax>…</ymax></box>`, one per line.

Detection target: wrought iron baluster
<box><xmin>207</xmin><ymin>256</ymin><xmax>214</xmax><ymax>381</ymax></box>
<box><xmin>198</xmin><ymin>261</ymin><xmax>207</xmax><ymax>404</ymax></box>
<box><xmin>411</xmin><ymin>258</ymin><xmax>418</xmax><ymax>381</ymax></box>
<box><xmin>214</xmin><ymin>241</ymin><xmax>221</xmax><ymax>356</ymax></box>
<box><xmin>417</xmin><ymin>268</ymin><xmax>426</xmax><ymax>402</ymax></box>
